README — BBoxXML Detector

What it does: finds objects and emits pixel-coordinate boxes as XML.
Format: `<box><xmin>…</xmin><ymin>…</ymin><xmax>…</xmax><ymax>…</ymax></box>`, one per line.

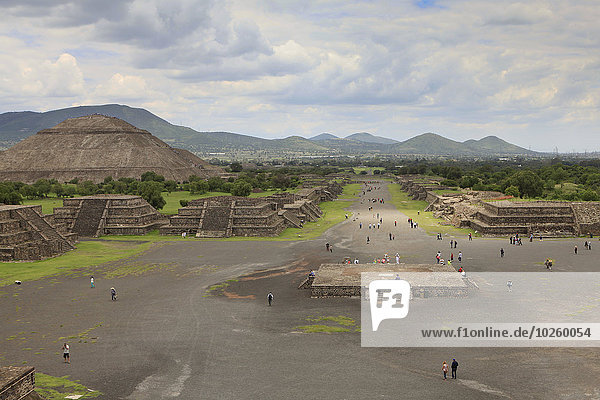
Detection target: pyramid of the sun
<box><xmin>0</xmin><ymin>114</ymin><xmax>223</xmax><ymax>183</ymax></box>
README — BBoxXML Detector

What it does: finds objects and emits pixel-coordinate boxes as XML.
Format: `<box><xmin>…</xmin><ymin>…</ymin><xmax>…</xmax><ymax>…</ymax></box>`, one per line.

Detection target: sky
<box><xmin>0</xmin><ymin>0</ymin><xmax>598</xmax><ymax>152</ymax></box>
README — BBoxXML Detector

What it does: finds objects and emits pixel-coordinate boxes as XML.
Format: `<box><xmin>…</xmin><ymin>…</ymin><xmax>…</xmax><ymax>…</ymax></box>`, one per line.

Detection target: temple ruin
<box><xmin>53</xmin><ymin>195</ymin><xmax>167</xmax><ymax>237</ymax></box>
<box><xmin>160</xmin><ymin>181</ymin><xmax>344</xmax><ymax>238</ymax></box>
<box><xmin>0</xmin><ymin>114</ymin><xmax>224</xmax><ymax>183</ymax></box>
<box><xmin>0</xmin><ymin>204</ymin><xmax>76</xmax><ymax>261</ymax></box>
<box><xmin>399</xmin><ymin>176</ymin><xmax>600</xmax><ymax>236</ymax></box>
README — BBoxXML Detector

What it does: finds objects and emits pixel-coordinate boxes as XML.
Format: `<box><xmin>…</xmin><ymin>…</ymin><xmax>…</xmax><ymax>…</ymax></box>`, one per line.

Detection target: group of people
<box><xmin>441</xmin><ymin>359</ymin><xmax>459</xmax><ymax>380</ymax></box>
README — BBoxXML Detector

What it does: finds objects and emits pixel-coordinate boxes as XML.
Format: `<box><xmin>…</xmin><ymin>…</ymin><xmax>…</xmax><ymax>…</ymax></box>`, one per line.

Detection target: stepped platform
<box><xmin>161</xmin><ymin>181</ymin><xmax>341</xmax><ymax>238</ymax></box>
<box><xmin>0</xmin><ymin>205</ymin><xmax>75</xmax><ymax>261</ymax></box>
<box><xmin>53</xmin><ymin>195</ymin><xmax>166</xmax><ymax>237</ymax></box>
<box><xmin>469</xmin><ymin>201</ymin><xmax>579</xmax><ymax>236</ymax></box>
<box><xmin>309</xmin><ymin>263</ymin><xmax>466</xmax><ymax>298</ymax></box>
<box><xmin>0</xmin><ymin>366</ymin><xmax>43</xmax><ymax>400</ymax></box>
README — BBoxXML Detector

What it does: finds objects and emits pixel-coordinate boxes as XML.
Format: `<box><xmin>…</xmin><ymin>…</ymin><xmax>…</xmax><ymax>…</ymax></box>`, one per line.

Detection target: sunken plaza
<box><xmin>1</xmin><ymin>117</ymin><xmax>600</xmax><ymax>399</ymax></box>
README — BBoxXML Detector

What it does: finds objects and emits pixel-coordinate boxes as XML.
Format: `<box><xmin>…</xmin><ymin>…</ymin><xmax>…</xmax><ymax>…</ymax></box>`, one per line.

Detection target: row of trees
<box><xmin>0</xmin><ymin>170</ymin><xmax>304</xmax><ymax>210</ymax></box>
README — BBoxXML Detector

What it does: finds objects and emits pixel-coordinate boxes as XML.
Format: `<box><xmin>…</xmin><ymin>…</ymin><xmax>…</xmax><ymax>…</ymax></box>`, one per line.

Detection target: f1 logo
<box><xmin>369</xmin><ymin>279</ymin><xmax>411</xmax><ymax>331</ymax></box>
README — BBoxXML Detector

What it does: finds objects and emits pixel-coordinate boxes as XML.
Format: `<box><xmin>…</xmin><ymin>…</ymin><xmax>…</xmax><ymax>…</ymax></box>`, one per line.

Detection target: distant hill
<box><xmin>0</xmin><ymin>104</ymin><xmax>539</xmax><ymax>157</ymax></box>
<box><xmin>345</xmin><ymin>132</ymin><xmax>399</xmax><ymax>145</ymax></box>
<box><xmin>309</xmin><ymin>133</ymin><xmax>338</xmax><ymax>141</ymax></box>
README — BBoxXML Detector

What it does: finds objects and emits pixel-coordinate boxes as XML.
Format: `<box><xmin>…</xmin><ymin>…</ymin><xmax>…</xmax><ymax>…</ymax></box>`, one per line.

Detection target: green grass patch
<box><xmin>0</xmin><ymin>241</ymin><xmax>153</xmax><ymax>287</ymax></box>
<box><xmin>338</xmin><ymin>183</ymin><xmax>362</xmax><ymax>199</ymax></box>
<box><xmin>387</xmin><ymin>183</ymin><xmax>475</xmax><ymax>236</ymax></box>
<box><xmin>296</xmin><ymin>315</ymin><xmax>357</xmax><ymax>333</ymax></box>
<box><xmin>22</xmin><ymin>197</ymin><xmax>64</xmax><ymax>214</ymax></box>
<box><xmin>432</xmin><ymin>188</ymin><xmax>461</xmax><ymax>195</ymax></box>
<box><xmin>296</xmin><ymin>325</ymin><xmax>351</xmax><ymax>333</ymax></box>
<box><xmin>35</xmin><ymin>373</ymin><xmax>101</xmax><ymax>399</ymax></box>
<box><xmin>204</xmin><ymin>279</ymin><xmax>239</xmax><ymax>296</ymax></box>
<box><xmin>306</xmin><ymin>315</ymin><xmax>356</xmax><ymax>326</ymax></box>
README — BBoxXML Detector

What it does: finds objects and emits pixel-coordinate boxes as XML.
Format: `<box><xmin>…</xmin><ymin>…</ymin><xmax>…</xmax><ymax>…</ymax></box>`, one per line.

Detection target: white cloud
<box><xmin>0</xmin><ymin>0</ymin><xmax>598</xmax><ymax>151</ymax></box>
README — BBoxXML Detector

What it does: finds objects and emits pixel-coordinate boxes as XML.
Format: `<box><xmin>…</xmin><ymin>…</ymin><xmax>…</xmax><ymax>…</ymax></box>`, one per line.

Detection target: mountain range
<box><xmin>0</xmin><ymin>104</ymin><xmax>538</xmax><ymax>157</ymax></box>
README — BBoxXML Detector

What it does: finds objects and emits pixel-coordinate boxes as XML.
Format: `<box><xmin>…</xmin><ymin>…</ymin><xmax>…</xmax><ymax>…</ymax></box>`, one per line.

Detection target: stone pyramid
<box><xmin>0</xmin><ymin>114</ymin><xmax>223</xmax><ymax>183</ymax></box>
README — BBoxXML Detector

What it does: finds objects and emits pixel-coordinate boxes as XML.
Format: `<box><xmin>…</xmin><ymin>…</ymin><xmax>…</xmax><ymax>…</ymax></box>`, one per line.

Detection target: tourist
<box><xmin>507</xmin><ymin>280</ymin><xmax>513</xmax><ymax>292</ymax></box>
<box><xmin>62</xmin><ymin>343</ymin><xmax>70</xmax><ymax>364</ymax></box>
<box><xmin>458</xmin><ymin>252</ymin><xmax>462</xmax><ymax>262</ymax></box>
<box><xmin>585</xmin><ymin>241</ymin><xmax>589</xmax><ymax>250</ymax></box>
<box><xmin>574</xmin><ymin>245</ymin><xmax>578</xmax><ymax>254</ymax></box>
<box><xmin>500</xmin><ymin>248</ymin><xmax>504</xmax><ymax>258</ymax></box>
<box><xmin>442</xmin><ymin>361</ymin><xmax>449</xmax><ymax>380</ymax></box>
<box><xmin>110</xmin><ymin>287</ymin><xmax>117</xmax><ymax>301</ymax></box>
<box><xmin>394</xmin><ymin>220</ymin><xmax>397</xmax><ymax>226</ymax></box>
<box><xmin>468</xmin><ymin>233</ymin><xmax>472</xmax><ymax>241</ymax></box>
<box><xmin>354</xmin><ymin>258</ymin><xmax>359</xmax><ymax>264</ymax></box>
<box><xmin>451</xmin><ymin>359</ymin><xmax>458</xmax><ymax>379</ymax></box>
<box><xmin>389</xmin><ymin>233</ymin><xmax>392</xmax><ymax>240</ymax></box>
<box><xmin>395</xmin><ymin>253</ymin><xmax>400</xmax><ymax>264</ymax></box>
<box><xmin>90</xmin><ymin>276</ymin><xmax>94</xmax><ymax>288</ymax></box>
<box><xmin>267</xmin><ymin>292</ymin><xmax>274</xmax><ymax>306</ymax></box>
<box><xmin>326</xmin><ymin>242</ymin><xmax>330</xmax><ymax>251</ymax></box>
<box><xmin>367</xmin><ymin>236</ymin><xmax>370</xmax><ymax>244</ymax></box>
<box><xmin>309</xmin><ymin>270</ymin><xmax>315</xmax><ymax>277</ymax></box>
<box><xmin>359</xmin><ymin>222</ymin><xmax>362</xmax><ymax>229</ymax></box>
<box><xmin>454</xmin><ymin>240</ymin><xmax>457</xmax><ymax>248</ymax></box>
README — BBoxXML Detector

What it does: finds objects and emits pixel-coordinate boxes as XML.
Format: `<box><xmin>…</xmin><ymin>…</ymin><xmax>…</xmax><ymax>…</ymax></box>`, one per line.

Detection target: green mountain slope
<box><xmin>345</xmin><ymin>132</ymin><xmax>398</xmax><ymax>144</ymax></box>
<box><xmin>0</xmin><ymin>104</ymin><xmax>537</xmax><ymax>157</ymax></box>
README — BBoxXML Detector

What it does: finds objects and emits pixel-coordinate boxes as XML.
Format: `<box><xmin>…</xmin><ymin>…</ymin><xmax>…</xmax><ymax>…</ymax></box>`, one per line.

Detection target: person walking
<box><xmin>90</xmin><ymin>276</ymin><xmax>94</xmax><ymax>288</ymax></box>
<box><xmin>458</xmin><ymin>252</ymin><xmax>462</xmax><ymax>262</ymax></box>
<box><xmin>500</xmin><ymin>248</ymin><xmax>504</xmax><ymax>258</ymax></box>
<box><xmin>62</xmin><ymin>343</ymin><xmax>70</xmax><ymax>364</ymax></box>
<box><xmin>574</xmin><ymin>245</ymin><xmax>578</xmax><ymax>254</ymax></box>
<box><xmin>442</xmin><ymin>361</ymin><xmax>449</xmax><ymax>380</ymax></box>
<box><xmin>451</xmin><ymin>359</ymin><xmax>459</xmax><ymax>379</ymax></box>
<box><xmin>267</xmin><ymin>292</ymin><xmax>274</xmax><ymax>306</ymax></box>
<box><xmin>110</xmin><ymin>287</ymin><xmax>117</xmax><ymax>301</ymax></box>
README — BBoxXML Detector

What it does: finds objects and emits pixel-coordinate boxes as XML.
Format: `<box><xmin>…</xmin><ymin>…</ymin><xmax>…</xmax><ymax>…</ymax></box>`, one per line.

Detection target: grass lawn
<box><xmin>387</xmin><ymin>183</ymin><xmax>475</xmax><ymax>237</ymax></box>
<box><xmin>352</xmin><ymin>167</ymin><xmax>385</xmax><ymax>174</ymax></box>
<box><xmin>432</xmin><ymin>188</ymin><xmax>461</xmax><ymax>195</ymax></box>
<box><xmin>22</xmin><ymin>196</ymin><xmax>64</xmax><ymax>214</ymax></box>
<box><xmin>0</xmin><ymin>241</ymin><xmax>153</xmax><ymax>286</ymax></box>
<box><xmin>338</xmin><ymin>183</ymin><xmax>362</xmax><ymax>199</ymax></box>
<box><xmin>35</xmin><ymin>373</ymin><xmax>101</xmax><ymax>399</ymax></box>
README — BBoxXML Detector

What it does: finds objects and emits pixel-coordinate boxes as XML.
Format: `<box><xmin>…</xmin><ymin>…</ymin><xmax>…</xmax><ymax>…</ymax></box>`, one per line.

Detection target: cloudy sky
<box><xmin>0</xmin><ymin>0</ymin><xmax>598</xmax><ymax>151</ymax></box>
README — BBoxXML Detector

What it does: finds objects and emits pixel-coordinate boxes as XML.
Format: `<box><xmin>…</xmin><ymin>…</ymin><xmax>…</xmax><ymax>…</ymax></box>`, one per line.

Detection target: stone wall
<box><xmin>0</xmin><ymin>205</ymin><xmax>75</xmax><ymax>261</ymax></box>
<box><xmin>0</xmin><ymin>367</ymin><xmax>35</xmax><ymax>400</ymax></box>
<box><xmin>53</xmin><ymin>195</ymin><xmax>166</xmax><ymax>237</ymax></box>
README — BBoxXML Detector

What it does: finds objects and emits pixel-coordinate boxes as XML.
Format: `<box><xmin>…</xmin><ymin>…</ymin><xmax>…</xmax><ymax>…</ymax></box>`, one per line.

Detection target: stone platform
<box><xmin>0</xmin><ymin>205</ymin><xmax>76</xmax><ymax>261</ymax></box>
<box><xmin>53</xmin><ymin>195</ymin><xmax>167</xmax><ymax>237</ymax></box>
<box><xmin>310</xmin><ymin>263</ymin><xmax>468</xmax><ymax>297</ymax></box>
<box><xmin>0</xmin><ymin>366</ymin><xmax>42</xmax><ymax>400</ymax></box>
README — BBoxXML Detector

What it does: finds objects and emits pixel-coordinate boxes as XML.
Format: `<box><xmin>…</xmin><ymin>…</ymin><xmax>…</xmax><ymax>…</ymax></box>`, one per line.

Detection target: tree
<box><xmin>230</xmin><ymin>181</ymin><xmax>252</xmax><ymax>196</ymax></box>
<box><xmin>189</xmin><ymin>180</ymin><xmax>209</xmax><ymax>194</ymax></box>
<box><xmin>141</xmin><ymin>171</ymin><xmax>165</xmax><ymax>182</ymax></box>
<box><xmin>164</xmin><ymin>180</ymin><xmax>178</xmax><ymax>193</ymax></box>
<box><xmin>137</xmin><ymin>181</ymin><xmax>166</xmax><ymax>209</ymax></box>
<box><xmin>271</xmin><ymin>174</ymin><xmax>290</xmax><ymax>189</ymax></box>
<box><xmin>460</xmin><ymin>176</ymin><xmax>479</xmax><ymax>188</ymax></box>
<box><xmin>580</xmin><ymin>189</ymin><xmax>600</xmax><ymax>201</ymax></box>
<box><xmin>511</xmin><ymin>170</ymin><xmax>543</xmax><ymax>198</ymax></box>
<box><xmin>230</xmin><ymin>162</ymin><xmax>243</xmax><ymax>172</ymax></box>
<box><xmin>207</xmin><ymin>177</ymin><xmax>223</xmax><ymax>191</ymax></box>
<box><xmin>52</xmin><ymin>183</ymin><xmax>65</xmax><ymax>198</ymax></box>
<box><xmin>32</xmin><ymin>179</ymin><xmax>52</xmax><ymax>198</ymax></box>
<box><xmin>504</xmin><ymin>185</ymin><xmax>520</xmax><ymax>198</ymax></box>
